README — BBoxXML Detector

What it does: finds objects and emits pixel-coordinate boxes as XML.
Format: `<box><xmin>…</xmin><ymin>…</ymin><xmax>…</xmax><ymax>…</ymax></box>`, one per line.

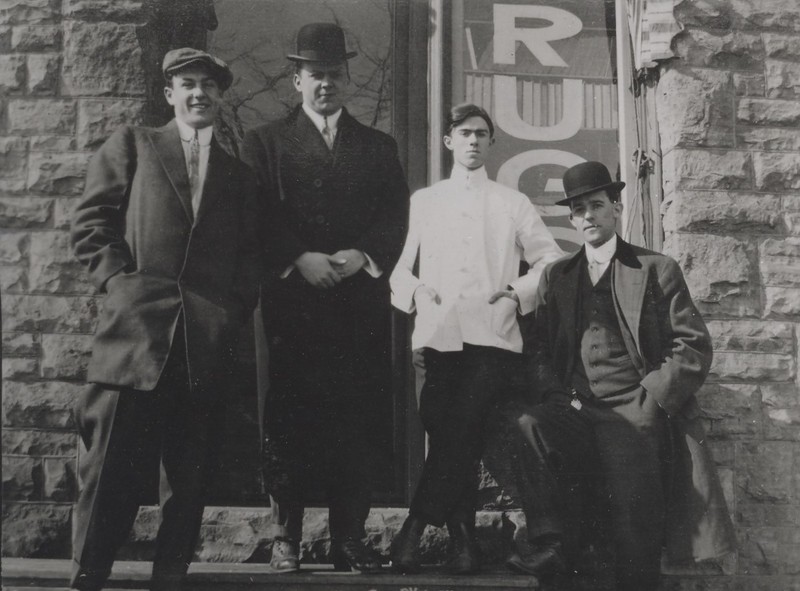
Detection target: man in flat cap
<box><xmin>70</xmin><ymin>48</ymin><xmax>261</xmax><ymax>591</ymax></box>
<box><xmin>504</xmin><ymin>161</ymin><xmax>735</xmax><ymax>589</ymax></box>
<box><xmin>242</xmin><ymin>23</ymin><xmax>408</xmax><ymax>573</ymax></box>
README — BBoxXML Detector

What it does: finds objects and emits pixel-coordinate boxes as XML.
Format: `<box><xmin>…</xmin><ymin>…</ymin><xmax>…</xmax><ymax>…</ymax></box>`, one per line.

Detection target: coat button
<box><xmin>314</xmin><ymin>178</ymin><xmax>323</xmax><ymax>188</ymax></box>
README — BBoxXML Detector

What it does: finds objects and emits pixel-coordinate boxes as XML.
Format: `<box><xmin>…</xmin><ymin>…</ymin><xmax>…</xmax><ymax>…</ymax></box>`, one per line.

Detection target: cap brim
<box><xmin>286</xmin><ymin>51</ymin><xmax>358</xmax><ymax>62</ymax></box>
<box><xmin>555</xmin><ymin>180</ymin><xmax>626</xmax><ymax>206</ymax></box>
<box><xmin>164</xmin><ymin>58</ymin><xmax>232</xmax><ymax>91</ymax></box>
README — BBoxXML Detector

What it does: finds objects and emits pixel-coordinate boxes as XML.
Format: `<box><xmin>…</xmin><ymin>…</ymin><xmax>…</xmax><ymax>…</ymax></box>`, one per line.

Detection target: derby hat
<box><xmin>287</xmin><ymin>22</ymin><xmax>357</xmax><ymax>63</ymax></box>
<box><xmin>162</xmin><ymin>47</ymin><xmax>233</xmax><ymax>91</ymax></box>
<box><xmin>556</xmin><ymin>161</ymin><xmax>626</xmax><ymax>206</ymax></box>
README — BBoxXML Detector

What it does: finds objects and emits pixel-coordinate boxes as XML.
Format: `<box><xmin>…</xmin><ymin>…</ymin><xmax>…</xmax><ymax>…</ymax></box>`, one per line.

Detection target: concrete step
<box><xmin>1</xmin><ymin>558</ymin><xmax>547</xmax><ymax>591</ymax></box>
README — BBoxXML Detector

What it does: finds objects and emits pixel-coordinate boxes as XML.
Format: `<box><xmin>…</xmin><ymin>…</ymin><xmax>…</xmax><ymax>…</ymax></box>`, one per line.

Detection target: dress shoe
<box><xmin>270</xmin><ymin>537</ymin><xmax>301</xmax><ymax>572</ymax></box>
<box><xmin>506</xmin><ymin>536</ymin><xmax>566</xmax><ymax>578</ymax></box>
<box><xmin>390</xmin><ymin>515</ymin><xmax>426</xmax><ymax>574</ymax></box>
<box><xmin>71</xmin><ymin>570</ymin><xmax>108</xmax><ymax>591</ymax></box>
<box><xmin>446</xmin><ymin>520</ymin><xmax>479</xmax><ymax>575</ymax></box>
<box><xmin>331</xmin><ymin>537</ymin><xmax>382</xmax><ymax>573</ymax></box>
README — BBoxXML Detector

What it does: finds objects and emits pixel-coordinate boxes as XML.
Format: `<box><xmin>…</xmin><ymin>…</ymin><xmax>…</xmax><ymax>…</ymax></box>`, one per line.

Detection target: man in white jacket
<box><xmin>389</xmin><ymin>103</ymin><xmax>563</xmax><ymax>574</ymax></box>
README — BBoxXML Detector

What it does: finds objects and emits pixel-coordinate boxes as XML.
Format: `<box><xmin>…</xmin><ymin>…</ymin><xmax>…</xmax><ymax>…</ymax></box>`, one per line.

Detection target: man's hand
<box><xmin>294</xmin><ymin>252</ymin><xmax>343</xmax><ymax>289</ymax></box>
<box><xmin>330</xmin><ymin>249</ymin><xmax>367</xmax><ymax>279</ymax></box>
<box><xmin>488</xmin><ymin>289</ymin><xmax>519</xmax><ymax>305</ymax></box>
<box><xmin>413</xmin><ymin>285</ymin><xmax>441</xmax><ymax>306</ymax></box>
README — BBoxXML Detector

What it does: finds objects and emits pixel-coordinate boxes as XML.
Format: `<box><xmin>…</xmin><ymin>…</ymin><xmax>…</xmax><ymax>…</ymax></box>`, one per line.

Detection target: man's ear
<box><xmin>163</xmin><ymin>86</ymin><xmax>174</xmax><ymax>105</ymax></box>
<box><xmin>292</xmin><ymin>72</ymin><xmax>302</xmax><ymax>92</ymax></box>
<box><xmin>443</xmin><ymin>134</ymin><xmax>453</xmax><ymax>151</ymax></box>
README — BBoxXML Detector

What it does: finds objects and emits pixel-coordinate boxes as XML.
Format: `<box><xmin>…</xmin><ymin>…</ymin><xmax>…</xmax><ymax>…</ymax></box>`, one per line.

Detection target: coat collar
<box><xmin>286</xmin><ymin>104</ymin><xmax>356</xmax><ymax>166</ymax></box>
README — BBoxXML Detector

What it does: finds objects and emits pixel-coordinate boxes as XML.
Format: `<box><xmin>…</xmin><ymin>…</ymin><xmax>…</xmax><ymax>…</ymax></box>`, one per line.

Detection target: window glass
<box><xmin>451</xmin><ymin>0</ymin><xmax>621</xmax><ymax>251</ymax></box>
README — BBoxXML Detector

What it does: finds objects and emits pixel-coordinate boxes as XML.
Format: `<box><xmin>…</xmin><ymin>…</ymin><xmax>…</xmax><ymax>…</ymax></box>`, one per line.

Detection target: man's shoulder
<box><xmin>620</xmin><ymin>240</ymin><xmax>680</xmax><ymax>271</ymax></box>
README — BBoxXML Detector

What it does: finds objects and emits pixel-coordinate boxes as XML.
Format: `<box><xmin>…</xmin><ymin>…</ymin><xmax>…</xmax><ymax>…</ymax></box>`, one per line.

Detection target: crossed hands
<box><xmin>295</xmin><ymin>249</ymin><xmax>367</xmax><ymax>289</ymax></box>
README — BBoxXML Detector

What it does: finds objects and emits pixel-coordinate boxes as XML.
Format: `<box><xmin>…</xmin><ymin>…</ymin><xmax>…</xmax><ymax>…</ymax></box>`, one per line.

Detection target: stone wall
<box><xmin>658</xmin><ymin>0</ymin><xmax>800</xmax><ymax>587</ymax></box>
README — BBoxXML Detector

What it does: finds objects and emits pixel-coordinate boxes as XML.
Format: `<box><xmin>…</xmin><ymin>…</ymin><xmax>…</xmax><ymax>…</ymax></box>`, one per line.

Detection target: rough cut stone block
<box><xmin>0</xmin><ymin>231</ymin><xmax>27</xmax><ymax>264</ymax></box>
<box><xmin>737</xmin><ymin>98</ymin><xmax>800</xmax><ymax>126</ymax></box>
<box><xmin>738</xmin><ymin>526</ymin><xmax>800</xmax><ymax>576</ymax></box>
<box><xmin>709</xmin><ymin>351</ymin><xmax>794</xmax><ymax>382</ymax></box>
<box><xmin>1</xmin><ymin>294</ymin><xmax>98</xmax><ymax>333</ymax></box>
<box><xmin>27</xmin><ymin>151</ymin><xmax>89</xmax><ymax>196</ymax></box>
<box><xmin>662</xmin><ymin>191</ymin><xmax>781</xmax><ymax>234</ymax></box>
<box><xmin>0</xmin><ymin>150</ymin><xmax>27</xmax><ymax>194</ymax></box>
<box><xmin>1</xmin><ymin>502</ymin><xmax>71</xmax><ymax>558</ymax></box>
<box><xmin>738</xmin><ymin>503</ymin><xmax>800</xmax><ymax>528</ymax></box>
<box><xmin>766</xmin><ymin>59</ymin><xmax>800</xmax><ymax>99</ymax></box>
<box><xmin>7</xmin><ymin>99</ymin><xmax>76</xmax><ymax>135</ymax></box>
<box><xmin>0</xmin><ymin>25</ymin><xmax>10</xmax><ymax>51</ymax></box>
<box><xmin>2</xmin><ymin>455</ymin><xmax>41</xmax><ymax>500</ymax></box>
<box><xmin>657</xmin><ymin>67</ymin><xmax>734</xmax><ymax>152</ymax></box>
<box><xmin>728</xmin><ymin>0</ymin><xmax>800</xmax><ymax>32</ymax></box>
<box><xmin>764</xmin><ymin>286</ymin><xmax>800</xmax><ymax>317</ymax></box>
<box><xmin>0</xmin><ymin>264</ymin><xmax>26</xmax><ymax>292</ymax></box>
<box><xmin>754</xmin><ymin>152</ymin><xmax>800</xmax><ymax>191</ymax></box>
<box><xmin>663</xmin><ymin>233</ymin><xmax>755</xmax><ymax>309</ymax></box>
<box><xmin>738</xmin><ymin>126</ymin><xmax>800</xmax><ymax>152</ymax></box>
<box><xmin>707</xmin><ymin>319</ymin><xmax>794</xmax><ymax>354</ymax></box>
<box><xmin>760</xmin><ymin>237</ymin><xmax>800</xmax><ymax>286</ymax></box>
<box><xmin>77</xmin><ymin>98</ymin><xmax>146</xmax><ymax>149</ymax></box>
<box><xmin>662</xmin><ymin>149</ymin><xmax>752</xmax><ymax>194</ymax></box>
<box><xmin>763</xmin><ymin>32</ymin><xmax>800</xmax><ymax>59</ymax></box>
<box><xmin>0</xmin><ymin>197</ymin><xmax>53</xmax><ymax>229</ymax></box>
<box><xmin>1</xmin><ymin>429</ymin><xmax>77</xmax><ymax>457</ymax></box>
<box><xmin>11</xmin><ymin>24</ymin><xmax>60</xmax><ymax>52</ymax></box>
<box><xmin>2</xmin><ymin>332</ymin><xmax>39</xmax><ymax>357</ymax></box>
<box><xmin>29</xmin><ymin>230</ymin><xmax>93</xmax><ymax>294</ymax></box>
<box><xmin>697</xmin><ymin>383</ymin><xmax>761</xmax><ymax>437</ymax></box>
<box><xmin>40</xmin><ymin>333</ymin><xmax>92</xmax><ymax>380</ymax></box>
<box><xmin>61</xmin><ymin>21</ymin><xmax>145</xmax><ymax>97</ymax></box>
<box><xmin>763</xmin><ymin>383</ymin><xmax>800</xmax><ymax>442</ymax></box>
<box><xmin>42</xmin><ymin>457</ymin><xmax>76</xmax><ymax>501</ymax></box>
<box><xmin>52</xmin><ymin>197</ymin><xmax>79</xmax><ymax>230</ymax></box>
<box><xmin>0</xmin><ymin>0</ymin><xmax>59</xmax><ymax>26</ymax></box>
<box><xmin>27</xmin><ymin>53</ymin><xmax>59</xmax><ymax>95</ymax></box>
<box><xmin>734</xmin><ymin>72</ymin><xmax>766</xmax><ymax>97</ymax></box>
<box><xmin>736</xmin><ymin>441</ymin><xmax>800</xmax><ymax>503</ymax></box>
<box><xmin>2</xmin><ymin>380</ymin><xmax>82</xmax><ymax>429</ymax></box>
<box><xmin>63</xmin><ymin>0</ymin><xmax>145</xmax><ymax>22</ymax></box>
<box><xmin>29</xmin><ymin>135</ymin><xmax>76</xmax><ymax>151</ymax></box>
<box><xmin>3</xmin><ymin>357</ymin><xmax>39</xmax><ymax>380</ymax></box>
<box><xmin>0</xmin><ymin>54</ymin><xmax>25</xmax><ymax>96</ymax></box>
<box><xmin>673</xmin><ymin>28</ymin><xmax>763</xmax><ymax>71</ymax></box>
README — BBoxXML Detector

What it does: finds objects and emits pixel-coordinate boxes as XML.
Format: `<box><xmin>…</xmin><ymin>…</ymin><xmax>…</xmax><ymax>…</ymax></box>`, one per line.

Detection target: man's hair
<box><xmin>446</xmin><ymin>103</ymin><xmax>494</xmax><ymax>138</ymax></box>
<box><xmin>293</xmin><ymin>60</ymin><xmax>350</xmax><ymax>81</ymax></box>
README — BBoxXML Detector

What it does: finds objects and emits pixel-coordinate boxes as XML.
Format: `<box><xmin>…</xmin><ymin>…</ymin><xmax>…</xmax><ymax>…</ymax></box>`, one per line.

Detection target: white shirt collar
<box><xmin>302</xmin><ymin>104</ymin><xmax>342</xmax><ymax>134</ymax></box>
<box><xmin>585</xmin><ymin>234</ymin><xmax>618</xmax><ymax>264</ymax></box>
<box><xmin>449</xmin><ymin>163</ymin><xmax>488</xmax><ymax>189</ymax></box>
<box><xmin>176</xmin><ymin>119</ymin><xmax>213</xmax><ymax>146</ymax></box>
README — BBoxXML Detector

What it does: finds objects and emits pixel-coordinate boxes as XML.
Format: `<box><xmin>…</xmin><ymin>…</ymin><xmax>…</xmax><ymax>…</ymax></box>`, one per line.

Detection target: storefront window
<box><xmin>447</xmin><ymin>0</ymin><xmax>623</xmax><ymax>251</ymax></box>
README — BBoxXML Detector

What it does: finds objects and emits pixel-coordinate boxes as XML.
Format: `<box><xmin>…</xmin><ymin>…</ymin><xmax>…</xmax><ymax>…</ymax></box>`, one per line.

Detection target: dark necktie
<box><xmin>189</xmin><ymin>129</ymin><xmax>201</xmax><ymax>213</ymax></box>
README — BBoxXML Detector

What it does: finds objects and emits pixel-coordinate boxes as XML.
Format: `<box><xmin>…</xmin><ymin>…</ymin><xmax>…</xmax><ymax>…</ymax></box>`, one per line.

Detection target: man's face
<box><xmin>443</xmin><ymin>116</ymin><xmax>493</xmax><ymax>170</ymax></box>
<box><xmin>568</xmin><ymin>190</ymin><xmax>622</xmax><ymax>247</ymax></box>
<box><xmin>294</xmin><ymin>62</ymin><xmax>347</xmax><ymax>116</ymax></box>
<box><xmin>164</xmin><ymin>66</ymin><xmax>221</xmax><ymax>129</ymax></box>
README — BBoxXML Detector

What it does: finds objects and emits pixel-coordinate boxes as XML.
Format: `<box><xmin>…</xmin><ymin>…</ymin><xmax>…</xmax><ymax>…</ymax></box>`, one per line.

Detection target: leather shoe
<box><xmin>390</xmin><ymin>515</ymin><xmax>426</xmax><ymax>574</ymax></box>
<box><xmin>71</xmin><ymin>570</ymin><xmax>108</xmax><ymax>591</ymax></box>
<box><xmin>270</xmin><ymin>537</ymin><xmax>300</xmax><ymax>572</ymax></box>
<box><xmin>331</xmin><ymin>537</ymin><xmax>382</xmax><ymax>573</ymax></box>
<box><xmin>506</xmin><ymin>537</ymin><xmax>566</xmax><ymax>578</ymax></box>
<box><xmin>446</xmin><ymin>520</ymin><xmax>479</xmax><ymax>575</ymax></box>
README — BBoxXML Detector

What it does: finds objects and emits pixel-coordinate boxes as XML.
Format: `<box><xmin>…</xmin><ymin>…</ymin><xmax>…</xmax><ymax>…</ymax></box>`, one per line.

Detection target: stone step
<box><xmin>1</xmin><ymin>558</ymin><xmax>548</xmax><ymax>591</ymax></box>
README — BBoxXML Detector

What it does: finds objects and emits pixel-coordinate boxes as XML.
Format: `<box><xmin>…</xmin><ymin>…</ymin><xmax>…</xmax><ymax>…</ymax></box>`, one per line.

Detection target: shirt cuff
<box><xmin>362</xmin><ymin>252</ymin><xmax>383</xmax><ymax>278</ymax></box>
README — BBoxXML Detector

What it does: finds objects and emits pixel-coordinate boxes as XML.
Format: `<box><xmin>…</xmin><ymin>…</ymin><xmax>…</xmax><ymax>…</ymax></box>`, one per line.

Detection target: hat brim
<box><xmin>287</xmin><ymin>50</ymin><xmax>358</xmax><ymax>63</ymax></box>
<box><xmin>555</xmin><ymin>180</ymin><xmax>626</xmax><ymax>206</ymax></box>
<box><xmin>164</xmin><ymin>58</ymin><xmax>233</xmax><ymax>91</ymax></box>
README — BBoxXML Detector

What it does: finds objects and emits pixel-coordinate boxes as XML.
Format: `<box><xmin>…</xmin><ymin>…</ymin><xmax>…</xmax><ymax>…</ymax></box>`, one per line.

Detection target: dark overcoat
<box><xmin>527</xmin><ymin>237</ymin><xmax>736</xmax><ymax>563</ymax></box>
<box><xmin>242</xmin><ymin>106</ymin><xmax>408</xmax><ymax>417</ymax></box>
<box><xmin>71</xmin><ymin>120</ymin><xmax>261</xmax><ymax>392</ymax></box>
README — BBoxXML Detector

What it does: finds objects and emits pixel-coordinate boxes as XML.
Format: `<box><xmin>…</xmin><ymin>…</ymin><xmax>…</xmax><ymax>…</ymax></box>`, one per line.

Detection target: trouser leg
<box><xmin>71</xmin><ymin>384</ymin><xmax>161</xmax><ymax>588</ymax></box>
<box><xmin>410</xmin><ymin>346</ymin><xmax>515</xmax><ymax>527</ymax></box>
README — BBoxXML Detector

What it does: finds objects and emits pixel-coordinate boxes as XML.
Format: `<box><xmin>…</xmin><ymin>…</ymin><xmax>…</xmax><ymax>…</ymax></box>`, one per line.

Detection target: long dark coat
<box><xmin>527</xmin><ymin>237</ymin><xmax>736</xmax><ymax>563</ymax></box>
<box><xmin>242</xmin><ymin>105</ymin><xmax>408</xmax><ymax>448</ymax></box>
<box><xmin>71</xmin><ymin>120</ymin><xmax>261</xmax><ymax>392</ymax></box>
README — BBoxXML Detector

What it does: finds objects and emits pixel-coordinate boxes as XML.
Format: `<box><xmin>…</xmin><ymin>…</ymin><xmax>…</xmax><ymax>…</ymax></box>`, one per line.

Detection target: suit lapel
<box><xmin>557</xmin><ymin>249</ymin><xmax>583</xmax><ymax>373</ymax></box>
<box><xmin>149</xmin><ymin>120</ymin><xmax>194</xmax><ymax>223</ymax></box>
<box><xmin>612</xmin><ymin>239</ymin><xmax>646</xmax><ymax>363</ymax></box>
<box><xmin>290</xmin><ymin>107</ymin><xmax>334</xmax><ymax>165</ymax></box>
<box><xmin>194</xmin><ymin>139</ymin><xmax>227</xmax><ymax>225</ymax></box>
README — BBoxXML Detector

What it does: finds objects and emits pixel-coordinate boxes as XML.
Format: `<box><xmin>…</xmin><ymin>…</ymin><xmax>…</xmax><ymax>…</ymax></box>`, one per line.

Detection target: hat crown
<box><xmin>288</xmin><ymin>22</ymin><xmax>357</xmax><ymax>62</ymax></box>
<box><xmin>162</xmin><ymin>47</ymin><xmax>232</xmax><ymax>91</ymax></box>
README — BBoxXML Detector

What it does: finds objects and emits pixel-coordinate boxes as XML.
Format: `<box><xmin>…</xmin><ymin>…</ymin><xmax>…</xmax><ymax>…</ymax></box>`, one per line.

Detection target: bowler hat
<box><xmin>556</xmin><ymin>161</ymin><xmax>626</xmax><ymax>206</ymax></box>
<box><xmin>287</xmin><ymin>22</ymin><xmax>357</xmax><ymax>63</ymax></box>
<box><xmin>162</xmin><ymin>47</ymin><xmax>233</xmax><ymax>91</ymax></box>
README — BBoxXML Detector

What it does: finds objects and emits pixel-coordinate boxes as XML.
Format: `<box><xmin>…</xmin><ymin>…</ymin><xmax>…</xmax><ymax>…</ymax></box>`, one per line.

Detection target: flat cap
<box><xmin>162</xmin><ymin>47</ymin><xmax>233</xmax><ymax>91</ymax></box>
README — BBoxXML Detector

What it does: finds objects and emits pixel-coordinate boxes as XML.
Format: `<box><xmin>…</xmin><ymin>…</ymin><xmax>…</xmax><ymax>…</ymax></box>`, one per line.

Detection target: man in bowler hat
<box><xmin>243</xmin><ymin>23</ymin><xmax>408</xmax><ymax>572</ymax></box>
<box><xmin>505</xmin><ymin>161</ymin><xmax>735</xmax><ymax>589</ymax></box>
<box><xmin>69</xmin><ymin>48</ymin><xmax>261</xmax><ymax>590</ymax></box>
